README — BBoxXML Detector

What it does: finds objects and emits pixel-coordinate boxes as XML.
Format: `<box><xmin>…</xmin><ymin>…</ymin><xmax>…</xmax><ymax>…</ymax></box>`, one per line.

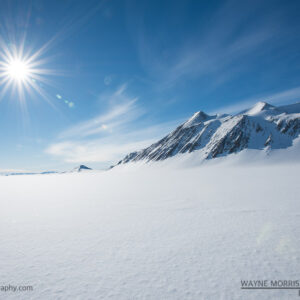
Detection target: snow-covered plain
<box><xmin>1</xmin><ymin>159</ymin><xmax>300</xmax><ymax>299</ymax></box>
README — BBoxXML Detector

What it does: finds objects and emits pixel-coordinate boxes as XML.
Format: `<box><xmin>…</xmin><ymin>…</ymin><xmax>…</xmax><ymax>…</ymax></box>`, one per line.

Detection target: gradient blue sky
<box><xmin>0</xmin><ymin>0</ymin><xmax>300</xmax><ymax>171</ymax></box>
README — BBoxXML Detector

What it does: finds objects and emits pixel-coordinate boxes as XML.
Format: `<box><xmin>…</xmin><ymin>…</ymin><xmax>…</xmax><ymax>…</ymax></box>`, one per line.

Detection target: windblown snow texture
<box><xmin>118</xmin><ymin>102</ymin><xmax>300</xmax><ymax>164</ymax></box>
<box><xmin>1</xmin><ymin>163</ymin><xmax>300</xmax><ymax>299</ymax></box>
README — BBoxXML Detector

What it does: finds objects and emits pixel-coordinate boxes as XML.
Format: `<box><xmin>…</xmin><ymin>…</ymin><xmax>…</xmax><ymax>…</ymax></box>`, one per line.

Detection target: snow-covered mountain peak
<box><xmin>244</xmin><ymin>101</ymin><xmax>275</xmax><ymax>116</ymax></box>
<box><xmin>183</xmin><ymin>111</ymin><xmax>210</xmax><ymax>128</ymax></box>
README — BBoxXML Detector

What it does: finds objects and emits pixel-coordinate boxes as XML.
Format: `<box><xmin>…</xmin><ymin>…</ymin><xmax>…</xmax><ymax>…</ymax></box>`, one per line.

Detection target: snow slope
<box><xmin>1</xmin><ymin>160</ymin><xmax>300</xmax><ymax>299</ymax></box>
<box><xmin>117</xmin><ymin>101</ymin><xmax>300</xmax><ymax>165</ymax></box>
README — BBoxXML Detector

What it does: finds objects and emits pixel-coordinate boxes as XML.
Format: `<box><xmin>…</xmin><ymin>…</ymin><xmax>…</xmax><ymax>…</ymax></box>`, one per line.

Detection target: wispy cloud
<box><xmin>135</xmin><ymin>0</ymin><xmax>284</xmax><ymax>89</ymax></box>
<box><xmin>59</xmin><ymin>84</ymin><xmax>142</xmax><ymax>139</ymax></box>
<box><xmin>46</xmin><ymin>139</ymin><xmax>155</xmax><ymax>164</ymax></box>
<box><xmin>46</xmin><ymin>84</ymin><xmax>182</xmax><ymax>165</ymax></box>
<box><xmin>165</xmin><ymin>28</ymin><xmax>272</xmax><ymax>87</ymax></box>
<box><xmin>46</xmin><ymin>120</ymin><xmax>180</xmax><ymax>164</ymax></box>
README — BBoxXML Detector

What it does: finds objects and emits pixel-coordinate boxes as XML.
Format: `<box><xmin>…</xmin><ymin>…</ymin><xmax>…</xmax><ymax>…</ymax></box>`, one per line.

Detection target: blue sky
<box><xmin>0</xmin><ymin>0</ymin><xmax>300</xmax><ymax>171</ymax></box>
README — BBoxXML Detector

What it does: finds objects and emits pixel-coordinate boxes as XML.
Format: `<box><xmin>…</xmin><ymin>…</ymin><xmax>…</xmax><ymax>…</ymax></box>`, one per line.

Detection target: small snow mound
<box><xmin>245</xmin><ymin>102</ymin><xmax>274</xmax><ymax>116</ymax></box>
<box><xmin>73</xmin><ymin>165</ymin><xmax>92</xmax><ymax>172</ymax></box>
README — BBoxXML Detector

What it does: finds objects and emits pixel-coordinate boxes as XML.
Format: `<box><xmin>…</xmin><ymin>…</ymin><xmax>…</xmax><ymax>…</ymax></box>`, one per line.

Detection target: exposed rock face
<box><xmin>117</xmin><ymin>101</ymin><xmax>300</xmax><ymax>165</ymax></box>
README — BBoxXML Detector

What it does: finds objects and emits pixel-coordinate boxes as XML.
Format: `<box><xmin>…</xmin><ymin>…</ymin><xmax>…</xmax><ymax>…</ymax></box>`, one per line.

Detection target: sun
<box><xmin>6</xmin><ymin>59</ymin><xmax>31</xmax><ymax>81</ymax></box>
<box><xmin>0</xmin><ymin>51</ymin><xmax>40</xmax><ymax>102</ymax></box>
<box><xmin>0</xmin><ymin>41</ymin><xmax>55</xmax><ymax>104</ymax></box>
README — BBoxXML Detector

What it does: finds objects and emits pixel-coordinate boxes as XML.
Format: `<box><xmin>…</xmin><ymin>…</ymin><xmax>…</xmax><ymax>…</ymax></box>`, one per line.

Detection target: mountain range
<box><xmin>0</xmin><ymin>165</ymin><xmax>92</xmax><ymax>176</ymax></box>
<box><xmin>117</xmin><ymin>101</ymin><xmax>300</xmax><ymax>165</ymax></box>
<box><xmin>2</xmin><ymin>101</ymin><xmax>299</xmax><ymax>175</ymax></box>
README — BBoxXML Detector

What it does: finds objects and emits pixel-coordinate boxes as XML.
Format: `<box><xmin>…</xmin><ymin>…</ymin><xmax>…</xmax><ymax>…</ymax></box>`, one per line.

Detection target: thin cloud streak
<box><xmin>46</xmin><ymin>84</ymin><xmax>182</xmax><ymax>164</ymax></box>
<box><xmin>46</xmin><ymin>139</ymin><xmax>155</xmax><ymax>164</ymax></box>
<box><xmin>135</xmin><ymin>0</ymin><xmax>284</xmax><ymax>90</ymax></box>
<box><xmin>46</xmin><ymin>119</ymin><xmax>180</xmax><ymax>164</ymax></box>
<box><xmin>59</xmin><ymin>85</ymin><xmax>142</xmax><ymax>139</ymax></box>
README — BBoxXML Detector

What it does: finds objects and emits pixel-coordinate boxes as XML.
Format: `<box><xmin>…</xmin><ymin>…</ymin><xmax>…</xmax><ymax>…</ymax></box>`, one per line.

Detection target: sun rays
<box><xmin>0</xmin><ymin>39</ymin><xmax>59</xmax><ymax>107</ymax></box>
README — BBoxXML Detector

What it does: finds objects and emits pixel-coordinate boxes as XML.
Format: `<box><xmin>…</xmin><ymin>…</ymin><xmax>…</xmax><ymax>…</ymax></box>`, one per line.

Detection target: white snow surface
<box><xmin>1</xmin><ymin>159</ymin><xmax>300</xmax><ymax>299</ymax></box>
